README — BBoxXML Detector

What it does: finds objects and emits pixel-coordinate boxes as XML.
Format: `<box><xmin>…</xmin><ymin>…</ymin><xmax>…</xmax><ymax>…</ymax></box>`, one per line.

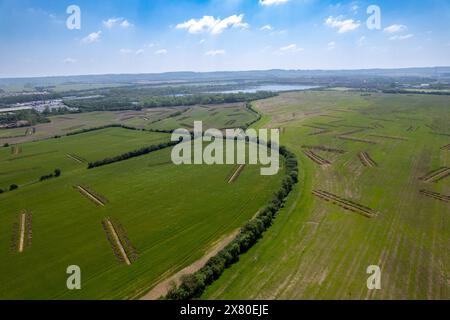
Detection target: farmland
<box><xmin>203</xmin><ymin>91</ymin><xmax>449</xmax><ymax>300</ymax></box>
<box><xmin>0</xmin><ymin>125</ymin><xmax>282</xmax><ymax>299</ymax></box>
<box><xmin>0</xmin><ymin>102</ymin><xmax>257</xmax><ymax>145</ymax></box>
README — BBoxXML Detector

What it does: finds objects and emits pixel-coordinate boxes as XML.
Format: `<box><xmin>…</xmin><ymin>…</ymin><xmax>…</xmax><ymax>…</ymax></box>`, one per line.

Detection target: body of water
<box><xmin>216</xmin><ymin>84</ymin><xmax>319</xmax><ymax>94</ymax></box>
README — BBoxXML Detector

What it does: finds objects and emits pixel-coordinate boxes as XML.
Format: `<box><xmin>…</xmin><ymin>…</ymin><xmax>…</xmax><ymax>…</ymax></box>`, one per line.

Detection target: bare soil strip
<box><xmin>103</xmin><ymin>218</ymin><xmax>131</xmax><ymax>265</ymax></box>
<box><xmin>369</xmin><ymin>134</ymin><xmax>408</xmax><ymax>141</ymax></box>
<box><xmin>301</xmin><ymin>145</ymin><xmax>346</xmax><ymax>154</ymax></box>
<box><xmin>421</xmin><ymin>167</ymin><xmax>450</xmax><ymax>183</ymax></box>
<box><xmin>141</xmin><ymin>229</ymin><xmax>239</xmax><ymax>300</ymax></box>
<box><xmin>358</xmin><ymin>152</ymin><xmax>377</xmax><ymax>167</ymax></box>
<box><xmin>75</xmin><ymin>185</ymin><xmax>106</xmax><ymax>206</ymax></box>
<box><xmin>66</xmin><ymin>153</ymin><xmax>86</xmax><ymax>163</ymax></box>
<box><xmin>302</xmin><ymin>150</ymin><xmax>331</xmax><ymax>166</ymax></box>
<box><xmin>440</xmin><ymin>144</ymin><xmax>450</xmax><ymax>150</ymax></box>
<box><xmin>420</xmin><ymin>190</ymin><xmax>450</xmax><ymax>203</ymax></box>
<box><xmin>228</xmin><ymin>164</ymin><xmax>246</xmax><ymax>183</ymax></box>
<box><xmin>336</xmin><ymin>136</ymin><xmax>377</xmax><ymax>145</ymax></box>
<box><xmin>312</xmin><ymin>190</ymin><xmax>378</xmax><ymax>218</ymax></box>
<box><xmin>18</xmin><ymin>213</ymin><xmax>26</xmax><ymax>253</ymax></box>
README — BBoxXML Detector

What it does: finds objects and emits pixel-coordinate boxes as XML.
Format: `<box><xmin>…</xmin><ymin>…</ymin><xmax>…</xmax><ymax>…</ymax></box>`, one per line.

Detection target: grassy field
<box><xmin>0</xmin><ymin>103</ymin><xmax>257</xmax><ymax>145</ymax></box>
<box><xmin>203</xmin><ymin>91</ymin><xmax>449</xmax><ymax>300</ymax></box>
<box><xmin>0</xmin><ymin>127</ymin><xmax>282</xmax><ymax>299</ymax></box>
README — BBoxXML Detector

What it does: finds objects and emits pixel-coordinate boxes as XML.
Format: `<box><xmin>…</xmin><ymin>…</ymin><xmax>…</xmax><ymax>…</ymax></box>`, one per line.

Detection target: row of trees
<box><xmin>0</xmin><ymin>184</ymin><xmax>19</xmax><ymax>194</ymax></box>
<box><xmin>165</xmin><ymin>146</ymin><xmax>298</xmax><ymax>300</ymax></box>
<box><xmin>39</xmin><ymin>169</ymin><xmax>61</xmax><ymax>181</ymax></box>
<box><xmin>87</xmin><ymin>141</ymin><xmax>179</xmax><ymax>169</ymax></box>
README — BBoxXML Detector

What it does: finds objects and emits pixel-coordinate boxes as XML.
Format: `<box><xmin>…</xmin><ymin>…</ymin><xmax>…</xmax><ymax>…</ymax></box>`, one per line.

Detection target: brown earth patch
<box><xmin>301</xmin><ymin>145</ymin><xmax>346</xmax><ymax>154</ymax></box>
<box><xmin>102</xmin><ymin>218</ymin><xmax>132</xmax><ymax>265</ymax></box>
<box><xmin>336</xmin><ymin>136</ymin><xmax>377</xmax><ymax>145</ymax></box>
<box><xmin>369</xmin><ymin>134</ymin><xmax>408</xmax><ymax>141</ymax></box>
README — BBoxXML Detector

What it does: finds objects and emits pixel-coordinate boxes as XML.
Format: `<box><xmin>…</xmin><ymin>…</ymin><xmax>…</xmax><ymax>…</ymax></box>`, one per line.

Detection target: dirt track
<box><xmin>141</xmin><ymin>229</ymin><xmax>239</xmax><ymax>300</ymax></box>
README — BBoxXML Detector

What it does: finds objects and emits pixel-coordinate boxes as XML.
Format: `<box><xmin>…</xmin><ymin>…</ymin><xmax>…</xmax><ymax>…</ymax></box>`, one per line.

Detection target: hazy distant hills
<box><xmin>1</xmin><ymin>67</ymin><xmax>450</xmax><ymax>87</ymax></box>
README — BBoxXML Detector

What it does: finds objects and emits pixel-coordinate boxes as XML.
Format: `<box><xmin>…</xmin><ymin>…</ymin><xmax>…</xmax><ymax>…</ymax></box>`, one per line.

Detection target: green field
<box><xmin>203</xmin><ymin>91</ymin><xmax>449</xmax><ymax>300</ymax></box>
<box><xmin>0</xmin><ymin>127</ymin><xmax>282</xmax><ymax>299</ymax></box>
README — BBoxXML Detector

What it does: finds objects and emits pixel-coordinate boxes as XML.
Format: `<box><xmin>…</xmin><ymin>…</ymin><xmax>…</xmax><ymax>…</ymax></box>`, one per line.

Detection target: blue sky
<box><xmin>0</xmin><ymin>0</ymin><xmax>449</xmax><ymax>77</ymax></box>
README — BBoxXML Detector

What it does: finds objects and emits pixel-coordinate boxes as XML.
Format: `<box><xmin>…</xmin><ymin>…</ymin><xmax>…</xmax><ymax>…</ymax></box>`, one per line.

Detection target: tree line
<box><xmin>164</xmin><ymin>146</ymin><xmax>298</xmax><ymax>300</ymax></box>
<box><xmin>87</xmin><ymin>141</ymin><xmax>179</xmax><ymax>169</ymax></box>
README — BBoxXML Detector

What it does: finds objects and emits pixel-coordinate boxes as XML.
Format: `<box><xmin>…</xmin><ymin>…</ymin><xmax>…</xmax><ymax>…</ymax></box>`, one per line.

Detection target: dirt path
<box><xmin>141</xmin><ymin>229</ymin><xmax>239</xmax><ymax>300</ymax></box>
<box><xmin>107</xmin><ymin>220</ymin><xmax>131</xmax><ymax>265</ymax></box>
<box><xmin>18</xmin><ymin>213</ymin><xmax>25</xmax><ymax>253</ymax></box>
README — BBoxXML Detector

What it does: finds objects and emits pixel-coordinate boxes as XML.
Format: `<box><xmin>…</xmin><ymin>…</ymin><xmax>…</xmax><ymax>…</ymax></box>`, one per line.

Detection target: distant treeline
<box><xmin>382</xmin><ymin>89</ymin><xmax>450</xmax><ymax>96</ymax></box>
<box><xmin>63</xmin><ymin>91</ymin><xmax>277</xmax><ymax>111</ymax></box>
<box><xmin>0</xmin><ymin>109</ymin><xmax>50</xmax><ymax>126</ymax></box>
<box><xmin>164</xmin><ymin>146</ymin><xmax>298</xmax><ymax>300</ymax></box>
<box><xmin>87</xmin><ymin>140</ymin><xmax>179</xmax><ymax>169</ymax></box>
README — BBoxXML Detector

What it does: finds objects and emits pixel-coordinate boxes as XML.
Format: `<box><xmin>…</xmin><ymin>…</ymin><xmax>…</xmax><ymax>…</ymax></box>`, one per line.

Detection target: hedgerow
<box><xmin>165</xmin><ymin>146</ymin><xmax>298</xmax><ymax>300</ymax></box>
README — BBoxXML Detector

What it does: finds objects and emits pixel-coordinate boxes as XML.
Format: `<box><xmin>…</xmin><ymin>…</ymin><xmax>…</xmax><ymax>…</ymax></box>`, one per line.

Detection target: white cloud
<box><xmin>279</xmin><ymin>44</ymin><xmax>304</xmax><ymax>53</ymax></box>
<box><xmin>63</xmin><ymin>58</ymin><xmax>77</xmax><ymax>64</ymax></box>
<box><xmin>384</xmin><ymin>24</ymin><xmax>407</xmax><ymax>34</ymax></box>
<box><xmin>260</xmin><ymin>0</ymin><xmax>289</xmax><ymax>6</ymax></box>
<box><xmin>260</xmin><ymin>25</ymin><xmax>273</xmax><ymax>31</ymax></box>
<box><xmin>199</xmin><ymin>39</ymin><xmax>206</xmax><ymax>44</ymax></box>
<box><xmin>82</xmin><ymin>31</ymin><xmax>102</xmax><ymax>44</ymax></box>
<box><xmin>120</xmin><ymin>20</ymin><xmax>132</xmax><ymax>28</ymax></box>
<box><xmin>155</xmin><ymin>49</ymin><xmax>168</xmax><ymax>55</ymax></box>
<box><xmin>389</xmin><ymin>34</ymin><xmax>414</xmax><ymax>41</ymax></box>
<box><xmin>119</xmin><ymin>48</ymin><xmax>132</xmax><ymax>55</ymax></box>
<box><xmin>205</xmin><ymin>50</ymin><xmax>226</xmax><ymax>56</ymax></box>
<box><xmin>351</xmin><ymin>4</ymin><xmax>359</xmax><ymax>13</ymax></box>
<box><xmin>325</xmin><ymin>16</ymin><xmax>360</xmax><ymax>33</ymax></box>
<box><xmin>327</xmin><ymin>41</ymin><xmax>336</xmax><ymax>50</ymax></box>
<box><xmin>176</xmin><ymin>14</ymin><xmax>248</xmax><ymax>35</ymax></box>
<box><xmin>135</xmin><ymin>49</ymin><xmax>145</xmax><ymax>55</ymax></box>
<box><xmin>103</xmin><ymin>17</ymin><xmax>133</xmax><ymax>29</ymax></box>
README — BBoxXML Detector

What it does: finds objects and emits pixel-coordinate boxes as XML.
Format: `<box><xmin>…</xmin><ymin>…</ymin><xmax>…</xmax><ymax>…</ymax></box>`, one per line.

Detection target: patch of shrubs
<box><xmin>39</xmin><ymin>169</ymin><xmax>61</xmax><ymax>182</ymax></box>
<box><xmin>9</xmin><ymin>184</ymin><xmax>18</xmax><ymax>191</ymax></box>
<box><xmin>165</xmin><ymin>146</ymin><xmax>298</xmax><ymax>300</ymax></box>
<box><xmin>88</xmin><ymin>141</ymin><xmax>180</xmax><ymax>169</ymax></box>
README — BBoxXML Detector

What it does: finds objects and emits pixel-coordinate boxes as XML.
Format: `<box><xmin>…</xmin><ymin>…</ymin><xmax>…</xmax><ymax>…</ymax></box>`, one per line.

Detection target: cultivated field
<box><xmin>0</xmin><ymin>126</ymin><xmax>282</xmax><ymax>299</ymax></box>
<box><xmin>203</xmin><ymin>91</ymin><xmax>449</xmax><ymax>300</ymax></box>
<box><xmin>0</xmin><ymin>103</ymin><xmax>257</xmax><ymax>145</ymax></box>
